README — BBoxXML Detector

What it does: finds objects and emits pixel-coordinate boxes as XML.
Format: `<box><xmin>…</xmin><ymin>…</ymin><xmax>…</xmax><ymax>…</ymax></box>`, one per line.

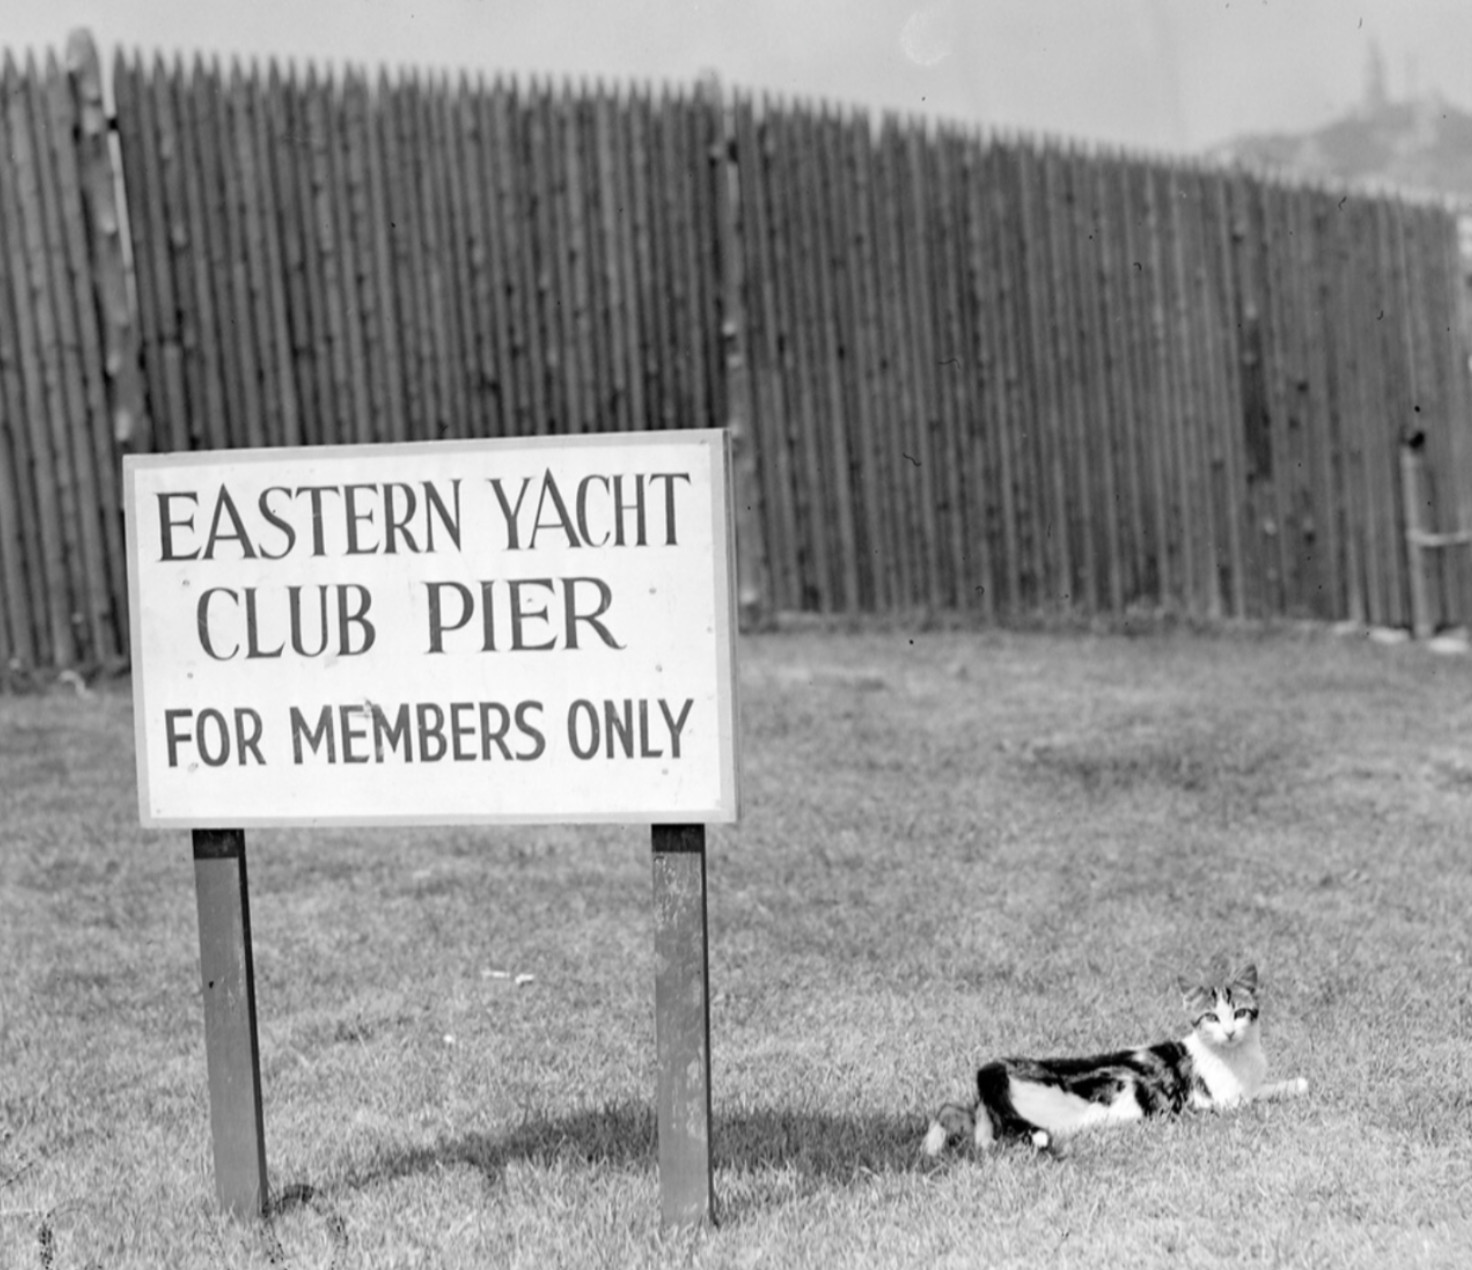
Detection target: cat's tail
<box><xmin>926</xmin><ymin>1063</ymin><xmax>1016</xmax><ymax>1155</ymax></box>
<box><xmin>923</xmin><ymin>1101</ymin><xmax>978</xmax><ymax>1156</ymax></box>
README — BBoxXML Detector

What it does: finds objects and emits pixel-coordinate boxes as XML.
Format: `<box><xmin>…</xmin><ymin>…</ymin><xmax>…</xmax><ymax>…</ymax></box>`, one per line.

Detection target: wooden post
<box><xmin>700</xmin><ymin>72</ymin><xmax>770</xmax><ymax>630</ymax></box>
<box><xmin>1400</xmin><ymin>438</ymin><xmax>1472</xmax><ymax>639</ymax></box>
<box><xmin>66</xmin><ymin>31</ymin><xmax>148</xmax><ymax>456</ymax></box>
<box><xmin>651</xmin><ymin>823</ymin><xmax>715</xmax><ymax>1228</ymax></box>
<box><xmin>1402</xmin><ymin>440</ymin><xmax>1432</xmax><ymax>638</ymax></box>
<box><xmin>192</xmin><ymin>828</ymin><xmax>269</xmax><ymax>1219</ymax></box>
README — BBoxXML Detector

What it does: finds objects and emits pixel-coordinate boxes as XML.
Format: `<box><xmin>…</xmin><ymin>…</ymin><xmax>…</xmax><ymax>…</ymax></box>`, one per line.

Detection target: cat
<box><xmin>923</xmin><ymin>963</ymin><xmax>1308</xmax><ymax>1156</ymax></box>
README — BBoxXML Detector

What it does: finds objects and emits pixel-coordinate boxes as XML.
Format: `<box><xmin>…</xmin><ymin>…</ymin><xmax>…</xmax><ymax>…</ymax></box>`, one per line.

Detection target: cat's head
<box><xmin>1178</xmin><ymin>963</ymin><xmax>1260</xmax><ymax>1049</ymax></box>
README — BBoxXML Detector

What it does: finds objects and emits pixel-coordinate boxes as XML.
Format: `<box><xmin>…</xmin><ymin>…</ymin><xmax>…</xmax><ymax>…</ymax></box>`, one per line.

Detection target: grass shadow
<box><xmin>716</xmin><ymin>1106</ymin><xmax>927</xmax><ymax>1178</ymax></box>
<box><xmin>315</xmin><ymin>1102</ymin><xmax>930</xmax><ymax>1215</ymax></box>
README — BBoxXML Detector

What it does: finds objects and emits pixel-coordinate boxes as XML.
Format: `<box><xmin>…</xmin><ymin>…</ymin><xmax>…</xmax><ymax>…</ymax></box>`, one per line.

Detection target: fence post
<box><xmin>1400</xmin><ymin>436</ymin><xmax>1472</xmax><ymax>638</ymax></box>
<box><xmin>66</xmin><ymin>28</ymin><xmax>149</xmax><ymax>456</ymax></box>
<box><xmin>701</xmin><ymin>71</ymin><xmax>769</xmax><ymax>630</ymax></box>
<box><xmin>1402</xmin><ymin>439</ymin><xmax>1433</xmax><ymax>637</ymax></box>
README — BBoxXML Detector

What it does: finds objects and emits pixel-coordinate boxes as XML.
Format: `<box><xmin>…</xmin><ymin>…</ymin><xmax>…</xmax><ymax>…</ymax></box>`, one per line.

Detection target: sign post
<box><xmin>192</xmin><ymin>828</ymin><xmax>269</xmax><ymax>1218</ymax></box>
<box><xmin>651</xmin><ymin>824</ymin><xmax>714</xmax><ymax>1226</ymax></box>
<box><xmin>125</xmin><ymin>430</ymin><xmax>738</xmax><ymax>1228</ymax></box>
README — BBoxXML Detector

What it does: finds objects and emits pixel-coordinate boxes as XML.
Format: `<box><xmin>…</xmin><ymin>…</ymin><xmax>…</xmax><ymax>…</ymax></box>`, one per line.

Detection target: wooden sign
<box><xmin>125</xmin><ymin>430</ymin><xmax>735</xmax><ymax>1228</ymax></box>
<box><xmin>124</xmin><ymin>430</ymin><xmax>739</xmax><ymax>827</ymax></box>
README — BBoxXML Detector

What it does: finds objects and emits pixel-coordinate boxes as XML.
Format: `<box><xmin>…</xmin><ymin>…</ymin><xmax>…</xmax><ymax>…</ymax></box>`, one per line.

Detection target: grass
<box><xmin>2</xmin><ymin>624</ymin><xmax>1471</xmax><ymax>1268</ymax></box>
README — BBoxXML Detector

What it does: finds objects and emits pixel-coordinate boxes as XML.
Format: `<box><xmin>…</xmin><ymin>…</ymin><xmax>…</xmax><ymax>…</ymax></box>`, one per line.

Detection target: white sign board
<box><xmin>125</xmin><ymin>431</ymin><xmax>738</xmax><ymax>827</ymax></box>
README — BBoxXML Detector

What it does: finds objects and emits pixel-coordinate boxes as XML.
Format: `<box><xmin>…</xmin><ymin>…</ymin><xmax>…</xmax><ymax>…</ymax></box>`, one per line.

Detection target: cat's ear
<box><xmin>1178</xmin><ymin>976</ymin><xmax>1211</xmax><ymax>1012</ymax></box>
<box><xmin>1230</xmin><ymin>964</ymin><xmax>1258</xmax><ymax>994</ymax></box>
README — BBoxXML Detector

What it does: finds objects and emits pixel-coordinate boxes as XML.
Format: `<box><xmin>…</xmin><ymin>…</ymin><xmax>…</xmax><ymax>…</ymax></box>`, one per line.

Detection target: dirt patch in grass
<box><xmin>1012</xmin><ymin>721</ymin><xmax>1302</xmax><ymax>806</ymax></box>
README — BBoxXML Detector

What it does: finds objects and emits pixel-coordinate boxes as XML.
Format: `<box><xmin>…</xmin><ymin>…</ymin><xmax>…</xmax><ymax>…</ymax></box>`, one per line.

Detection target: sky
<box><xmin>10</xmin><ymin>0</ymin><xmax>1472</xmax><ymax>156</ymax></box>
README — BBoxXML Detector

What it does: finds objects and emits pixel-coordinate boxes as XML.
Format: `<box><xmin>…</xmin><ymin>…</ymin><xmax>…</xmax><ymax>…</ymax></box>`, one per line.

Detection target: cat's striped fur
<box><xmin>924</xmin><ymin>963</ymin><xmax>1308</xmax><ymax>1155</ymax></box>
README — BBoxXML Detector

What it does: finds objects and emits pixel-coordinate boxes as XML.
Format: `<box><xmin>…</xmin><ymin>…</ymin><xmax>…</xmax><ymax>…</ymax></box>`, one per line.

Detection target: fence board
<box><xmin>529</xmin><ymin>82</ymin><xmax>564</xmax><ymax>433</ymax></box>
<box><xmin>887</xmin><ymin>120</ymin><xmax>923</xmax><ymax>609</ymax></box>
<box><xmin>1094</xmin><ymin>152</ymin><xmax>1130</xmax><ymax>613</ymax></box>
<box><xmin>127</xmin><ymin>56</ymin><xmax>182</xmax><ymax>451</ymax></box>
<box><xmin>40</xmin><ymin>55</ymin><xmax>113</xmax><ymax>661</ymax></box>
<box><xmin>906</xmin><ymin>125</ymin><xmax>945</xmax><ymax>610</ymax></box>
<box><xmin>436</xmin><ymin>79</ymin><xmax>475</xmax><ymax>437</ymax></box>
<box><xmin>1433</xmin><ymin>214</ymin><xmax>1472</xmax><ymax>620</ymax></box>
<box><xmin>0</xmin><ymin>88</ymin><xmax>36</xmax><ymax>666</ymax></box>
<box><xmin>985</xmin><ymin>142</ymin><xmax>1027</xmax><ymax>612</ymax></box>
<box><xmin>1375</xmin><ymin>196</ymin><xmax>1407</xmax><ymax>626</ymax></box>
<box><xmin>780</xmin><ymin>107</ymin><xmax>821</xmax><ymax>600</ymax></box>
<box><xmin>961</xmin><ymin>141</ymin><xmax>1000</xmax><ymax>617</ymax></box>
<box><xmin>65</xmin><ymin>39</ymin><xmax>132</xmax><ymax>654</ymax></box>
<box><xmin>741</xmin><ymin>99</ymin><xmax>801</xmax><ymax>611</ymax></box>
<box><xmin>332</xmin><ymin>72</ymin><xmax>373</xmax><ymax>445</ymax></box>
<box><xmin>841</xmin><ymin>111</ymin><xmax>886</xmax><ymax>611</ymax></box>
<box><xmin>1299</xmin><ymin>189</ymin><xmax>1340</xmax><ymax>617</ymax></box>
<box><xmin>164</xmin><ymin>61</ymin><xmax>212</xmax><ymax>452</ymax></box>
<box><xmin>631</xmin><ymin>89</ymin><xmax>665</xmax><ymax>434</ymax></box>
<box><xmin>1052</xmin><ymin>147</ymin><xmax>1090</xmax><ymax>610</ymax></box>
<box><xmin>269</xmin><ymin>68</ymin><xmax>320</xmax><ymax>445</ymax></box>
<box><xmin>643</xmin><ymin>89</ymin><xmax>675</xmax><ymax>431</ymax></box>
<box><xmin>1324</xmin><ymin>192</ymin><xmax>1366</xmax><ymax>623</ymax></box>
<box><xmin>1278</xmin><ymin>186</ymin><xmax>1315</xmax><ymax>614</ymax></box>
<box><xmin>1177</xmin><ymin>167</ymin><xmax>1219</xmax><ymax>617</ymax></box>
<box><xmin>593</xmin><ymin>88</ymin><xmax>628</xmax><ymax>432</ymax></box>
<box><xmin>472</xmin><ymin>80</ymin><xmax>511</xmax><ymax>435</ymax></box>
<box><xmin>1162</xmin><ymin>167</ymin><xmax>1199</xmax><ymax>612</ymax></box>
<box><xmin>6</xmin><ymin>54</ymin><xmax>75</xmax><ymax>665</ymax></box>
<box><xmin>685</xmin><ymin>92</ymin><xmax>718</xmax><ymax>433</ymax></box>
<box><xmin>0</xmin><ymin>58</ymin><xmax>41</xmax><ymax>666</ymax></box>
<box><xmin>932</xmin><ymin>129</ymin><xmax>973</xmax><ymax>611</ymax></box>
<box><xmin>344</xmin><ymin>72</ymin><xmax>385</xmax><ymax>441</ymax></box>
<box><xmin>811</xmin><ymin>107</ymin><xmax>860</xmax><ymax>610</ymax></box>
<box><xmin>628</xmin><ymin>88</ymin><xmax>658</xmax><ymax>433</ymax></box>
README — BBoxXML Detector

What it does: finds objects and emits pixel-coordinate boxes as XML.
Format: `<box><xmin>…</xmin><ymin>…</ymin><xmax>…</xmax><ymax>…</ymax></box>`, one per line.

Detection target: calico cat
<box><xmin>923</xmin><ymin>963</ymin><xmax>1308</xmax><ymax>1155</ymax></box>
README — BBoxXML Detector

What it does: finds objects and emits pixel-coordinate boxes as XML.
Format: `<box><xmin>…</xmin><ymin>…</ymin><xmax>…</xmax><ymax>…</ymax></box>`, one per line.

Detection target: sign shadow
<box><xmin>310</xmin><ymin>1101</ymin><xmax>929</xmax><ymax>1221</ymax></box>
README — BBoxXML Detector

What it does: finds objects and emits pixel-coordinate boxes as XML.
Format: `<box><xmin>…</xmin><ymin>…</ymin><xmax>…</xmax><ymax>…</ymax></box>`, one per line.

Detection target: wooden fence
<box><xmin>2</xmin><ymin>36</ymin><xmax>1471</xmax><ymax>675</ymax></box>
<box><xmin>737</xmin><ymin>109</ymin><xmax>1472</xmax><ymax>625</ymax></box>
<box><xmin>0</xmin><ymin>43</ymin><xmax>138</xmax><ymax>674</ymax></box>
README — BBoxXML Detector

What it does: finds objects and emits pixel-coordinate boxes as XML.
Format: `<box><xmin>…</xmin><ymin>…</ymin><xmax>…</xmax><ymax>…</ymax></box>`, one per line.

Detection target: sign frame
<box><xmin>123</xmin><ymin>429</ymin><xmax>740</xmax><ymax>829</ymax></box>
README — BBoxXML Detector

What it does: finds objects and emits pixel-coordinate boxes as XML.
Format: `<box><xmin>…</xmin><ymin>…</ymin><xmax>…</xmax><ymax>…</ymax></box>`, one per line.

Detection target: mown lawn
<box><xmin>2</xmin><ymin>625</ymin><xmax>1470</xmax><ymax>1268</ymax></box>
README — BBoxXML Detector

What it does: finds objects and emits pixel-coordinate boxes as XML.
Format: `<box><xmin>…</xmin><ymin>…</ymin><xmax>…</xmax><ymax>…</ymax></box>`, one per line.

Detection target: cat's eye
<box><xmin>1233</xmin><ymin>1008</ymin><xmax>1253</xmax><ymax>1020</ymax></box>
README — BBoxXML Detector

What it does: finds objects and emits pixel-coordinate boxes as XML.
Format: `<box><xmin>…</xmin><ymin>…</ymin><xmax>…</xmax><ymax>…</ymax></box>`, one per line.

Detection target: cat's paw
<box><xmin>1029</xmin><ymin>1129</ymin><xmax>1070</xmax><ymax>1158</ymax></box>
